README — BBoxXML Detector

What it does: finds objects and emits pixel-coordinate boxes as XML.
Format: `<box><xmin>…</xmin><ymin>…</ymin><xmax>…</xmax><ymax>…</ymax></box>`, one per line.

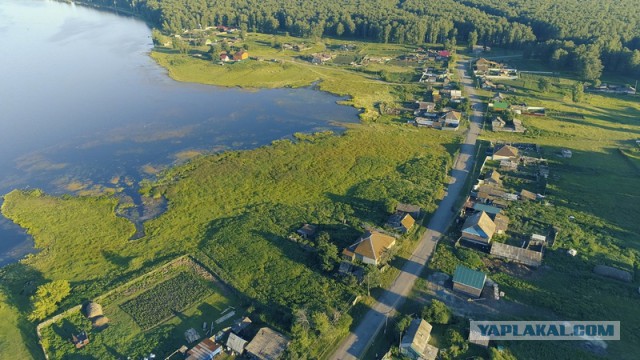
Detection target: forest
<box><xmin>82</xmin><ymin>0</ymin><xmax>640</xmax><ymax>78</ymax></box>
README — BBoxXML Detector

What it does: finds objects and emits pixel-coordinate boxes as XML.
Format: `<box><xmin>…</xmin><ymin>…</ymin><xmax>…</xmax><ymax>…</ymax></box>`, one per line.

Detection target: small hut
<box><xmin>85</xmin><ymin>302</ymin><xmax>103</xmax><ymax>319</ymax></box>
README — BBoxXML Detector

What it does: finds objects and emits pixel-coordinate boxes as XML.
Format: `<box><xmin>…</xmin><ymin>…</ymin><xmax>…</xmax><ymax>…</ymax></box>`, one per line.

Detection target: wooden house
<box><xmin>461</xmin><ymin>211</ymin><xmax>496</xmax><ymax>245</ymax></box>
<box><xmin>400</xmin><ymin>319</ymin><xmax>438</xmax><ymax>360</ymax></box>
<box><xmin>233</xmin><ymin>50</ymin><xmax>249</xmax><ymax>61</ymax></box>
<box><xmin>342</xmin><ymin>231</ymin><xmax>396</xmax><ymax>266</ymax></box>
<box><xmin>245</xmin><ymin>327</ymin><xmax>289</xmax><ymax>360</ymax></box>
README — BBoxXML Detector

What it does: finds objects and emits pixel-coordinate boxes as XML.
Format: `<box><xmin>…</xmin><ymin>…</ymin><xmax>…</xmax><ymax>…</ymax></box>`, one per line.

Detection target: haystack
<box><xmin>85</xmin><ymin>302</ymin><xmax>103</xmax><ymax>319</ymax></box>
<box><xmin>92</xmin><ymin>315</ymin><xmax>110</xmax><ymax>328</ymax></box>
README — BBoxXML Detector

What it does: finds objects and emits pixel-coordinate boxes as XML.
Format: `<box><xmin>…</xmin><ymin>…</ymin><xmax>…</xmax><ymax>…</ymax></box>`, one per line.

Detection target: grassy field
<box><xmin>151</xmin><ymin>32</ymin><xmax>427</xmax><ymax>121</ymax></box>
<box><xmin>0</xmin><ymin>122</ymin><xmax>458</xmax><ymax>358</ymax></box>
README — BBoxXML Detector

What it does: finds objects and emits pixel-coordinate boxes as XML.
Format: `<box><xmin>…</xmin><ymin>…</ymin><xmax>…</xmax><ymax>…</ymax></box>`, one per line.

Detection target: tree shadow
<box><xmin>0</xmin><ymin>262</ymin><xmax>47</xmax><ymax>359</ymax></box>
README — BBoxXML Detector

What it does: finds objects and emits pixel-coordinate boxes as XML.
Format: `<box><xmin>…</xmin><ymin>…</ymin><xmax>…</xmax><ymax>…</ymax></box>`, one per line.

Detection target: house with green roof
<box><xmin>489</xmin><ymin>101</ymin><xmax>509</xmax><ymax>112</ymax></box>
<box><xmin>452</xmin><ymin>265</ymin><xmax>486</xmax><ymax>298</ymax></box>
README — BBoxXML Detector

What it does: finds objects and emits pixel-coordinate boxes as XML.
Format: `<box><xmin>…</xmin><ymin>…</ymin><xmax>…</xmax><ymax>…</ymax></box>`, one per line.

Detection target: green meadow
<box><xmin>0</xmin><ymin>123</ymin><xmax>457</xmax><ymax>358</ymax></box>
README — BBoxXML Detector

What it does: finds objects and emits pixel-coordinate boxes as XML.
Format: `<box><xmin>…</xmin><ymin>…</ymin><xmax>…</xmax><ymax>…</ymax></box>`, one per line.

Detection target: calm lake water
<box><xmin>0</xmin><ymin>0</ymin><xmax>359</xmax><ymax>266</ymax></box>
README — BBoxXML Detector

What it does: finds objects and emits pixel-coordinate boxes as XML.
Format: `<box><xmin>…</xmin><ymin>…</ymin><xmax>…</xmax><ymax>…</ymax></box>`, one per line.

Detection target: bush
<box><xmin>421</xmin><ymin>299</ymin><xmax>452</xmax><ymax>324</ymax></box>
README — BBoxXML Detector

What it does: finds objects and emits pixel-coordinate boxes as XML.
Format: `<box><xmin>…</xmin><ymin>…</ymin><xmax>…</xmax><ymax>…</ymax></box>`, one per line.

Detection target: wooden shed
<box><xmin>452</xmin><ymin>265</ymin><xmax>486</xmax><ymax>298</ymax></box>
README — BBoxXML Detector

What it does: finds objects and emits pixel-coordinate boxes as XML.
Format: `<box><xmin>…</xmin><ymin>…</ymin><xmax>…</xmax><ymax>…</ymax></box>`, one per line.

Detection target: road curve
<box><xmin>329</xmin><ymin>59</ymin><xmax>484</xmax><ymax>360</ymax></box>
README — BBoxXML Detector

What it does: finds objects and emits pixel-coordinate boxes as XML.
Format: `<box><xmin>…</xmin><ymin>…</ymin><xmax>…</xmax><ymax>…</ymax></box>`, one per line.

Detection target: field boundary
<box><xmin>35</xmin><ymin>254</ymin><xmax>221</xmax><ymax>359</ymax></box>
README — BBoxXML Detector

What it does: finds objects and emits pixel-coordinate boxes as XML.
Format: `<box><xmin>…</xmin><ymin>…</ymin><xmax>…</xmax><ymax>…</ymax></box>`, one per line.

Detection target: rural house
<box><xmin>396</xmin><ymin>203</ymin><xmax>422</xmax><ymax>219</ymax></box>
<box><xmin>72</xmin><ymin>331</ymin><xmax>89</xmax><ymax>349</ymax></box>
<box><xmin>519</xmin><ymin>189</ymin><xmax>537</xmax><ymax>201</ymax></box>
<box><xmin>484</xmin><ymin>170</ymin><xmax>502</xmax><ymax>186</ymax></box>
<box><xmin>492</xmin><ymin>144</ymin><xmax>519</xmax><ymax>160</ymax></box>
<box><xmin>342</xmin><ymin>231</ymin><xmax>396</xmax><ymax>266</ymax></box>
<box><xmin>461</xmin><ymin>211</ymin><xmax>496</xmax><ymax>245</ymax></box>
<box><xmin>452</xmin><ymin>265</ymin><xmax>486</xmax><ymax>298</ymax></box>
<box><xmin>441</xmin><ymin>110</ymin><xmax>461</xmax><ymax>129</ymax></box>
<box><xmin>296</xmin><ymin>224</ymin><xmax>317</xmax><ymax>239</ymax></box>
<box><xmin>400</xmin><ymin>318</ymin><xmax>439</xmax><ymax>360</ymax></box>
<box><xmin>226</xmin><ymin>332</ymin><xmax>248</xmax><ymax>355</ymax></box>
<box><xmin>490</xmin><ymin>242</ymin><xmax>543</xmax><ymax>267</ymax></box>
<box><xmin>220</xmin><ymin>53</ymin><xmax>230</xmax><ymax>62</ymax></box>
<box><xmin>245</xmin><ymin>327</ymin><xmax>290</xmax><ymax>360</ymax></box>
<box><xmin>186</xmin><ymin>337</ymin><xmax>223</xmax><ymax>360</ymax></box>
<box><xmin>233</xmin><ymin>50</ymin><xmax>249</xmax><ymax>61</ymax></box>
<box><xmin>387</xmin><ymin>212</ymin><xmax>416</xmax><ymax>233</ymax></box>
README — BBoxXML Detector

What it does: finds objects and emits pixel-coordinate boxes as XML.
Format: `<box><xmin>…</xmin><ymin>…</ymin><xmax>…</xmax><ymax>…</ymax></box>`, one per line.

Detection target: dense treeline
<box><xmin>84</xmin><ymin>0</ymin><xmax>640</xmax><ymax>78</ymax></box>
<box><xmin>460</xmin><ymin>0</ymin><xmax>640</xmax><ymax>78</ymax></box>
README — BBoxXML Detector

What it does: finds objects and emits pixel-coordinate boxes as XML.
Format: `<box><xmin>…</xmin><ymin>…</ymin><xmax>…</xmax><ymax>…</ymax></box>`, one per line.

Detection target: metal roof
<box><xmin>453</xmin><ymin>265</ymin><xmax>486</xmax><ymax>290</ymax></box>
<box><xmin>472</xmin><ymin>203</ymin><xmax>501</xmax><ymax>215</ymax></box>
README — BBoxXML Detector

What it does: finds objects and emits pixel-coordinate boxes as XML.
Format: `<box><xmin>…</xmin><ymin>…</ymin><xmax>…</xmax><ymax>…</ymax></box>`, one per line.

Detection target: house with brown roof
<box><xmin>220</xmin><ymin>53</ymin><xmax>230</xmax><ymax>62</ymax></box>
<box><xmin>186</xmin><ymin>337</ymin><xmax>222</xmax><ymax>360</ymax></box>
<box><xmin>233</xmin><ymin>50</ymin><xmax>249</xmax><ymax>61</ymax></box>
<box><xmin>461</xmin><ymin>211</ymin><xmax>496</xmax><ymax>245</ymax></box>
<box><xmin>484</xmin><ymin>170</ymin><xmax>502</xmax><ymax>186</ymax></box>
<box><xmin>519</xmin><ymin>189</ymin><xmax>537</xmax><ymax>201</ymax></box>
<box><xmin>387</xmin><ymin>212</ymin><xmax>416</xmax><ymax>233</ymax></box>
<box><xmin>245</xmin><ymin>327</ymin><xmax>289</xmax><ymax>360</ymax></box>
<box><xmin>492</xmin><ymin>144</ymin><xmax>519</xmax><ymax>160</ymax></box>
<box><xmin>342</xmin><ymin>231</ymin><xmax>396</xmax><ymax>266</ymax></box>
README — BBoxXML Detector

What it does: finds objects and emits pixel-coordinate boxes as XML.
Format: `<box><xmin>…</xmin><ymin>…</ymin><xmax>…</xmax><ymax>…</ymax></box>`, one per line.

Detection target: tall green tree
<box><xmin>572</xmin><ymin>82</ymin><xmax>585</xmax><ymax>102</ymax></box>
<box><xmin>538</xmin><ymin>77</ymin><xmax>551</xmax><ymax>93</ymax></box>
<box><xmin>468</xmin><ymin>31</ymin><xmax>478</xmax><ymax>50</ymax></box>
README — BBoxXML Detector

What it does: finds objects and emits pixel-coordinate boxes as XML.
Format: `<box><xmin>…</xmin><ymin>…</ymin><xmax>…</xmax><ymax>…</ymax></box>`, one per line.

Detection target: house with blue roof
<box><xmin>461</xmin><ymin>211</ymin><xmax>496</xmax><ymax>245</ymax></box>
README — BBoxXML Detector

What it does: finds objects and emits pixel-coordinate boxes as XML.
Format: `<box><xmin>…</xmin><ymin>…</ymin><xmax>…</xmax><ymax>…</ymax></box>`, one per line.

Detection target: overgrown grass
<box><xmin>0</xmin><ymin>124</ymin><xmax>458</xmax><ymax>358</ymax></box>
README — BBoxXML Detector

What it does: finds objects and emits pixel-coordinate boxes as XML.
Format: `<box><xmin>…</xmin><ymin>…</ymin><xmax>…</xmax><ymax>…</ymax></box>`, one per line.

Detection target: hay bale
<box><xmin>85</xmin><ymin>302</ymin><xmax>103</xmax><ymax>319</ymax></box>
<box><xmin>92</xmin><ymin>315</ymin><xmax>109</xmax><ymax>328</ymax></box>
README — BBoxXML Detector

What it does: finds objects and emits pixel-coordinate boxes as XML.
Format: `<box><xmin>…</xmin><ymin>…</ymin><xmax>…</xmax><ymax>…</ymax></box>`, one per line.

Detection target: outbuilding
<box><xmin>452</xmin><ymin>265</ymin><xmax>486</xmax><ymax>298</ymax></box>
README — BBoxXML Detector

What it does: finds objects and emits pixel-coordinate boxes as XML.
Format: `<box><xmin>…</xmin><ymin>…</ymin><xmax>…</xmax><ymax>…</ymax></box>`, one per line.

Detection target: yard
<box><xmin>38</xmin><ymin>256</ymin><xmax>241</xmax><ymax>359</ymax></box>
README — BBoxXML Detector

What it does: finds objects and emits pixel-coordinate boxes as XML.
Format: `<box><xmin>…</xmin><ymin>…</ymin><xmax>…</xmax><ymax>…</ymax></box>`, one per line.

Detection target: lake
<box><xmin>0</xmin><ymin>0</ymin><xmax>359</xmax><ymax>266</ymax></box>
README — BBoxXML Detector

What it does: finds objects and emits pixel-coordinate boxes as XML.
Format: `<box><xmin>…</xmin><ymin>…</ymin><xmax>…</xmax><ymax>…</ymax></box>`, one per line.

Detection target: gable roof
<box><xmin>487</xmin><ymin>170</ymin><xmax>501</xmax><ymax>183</ymax></box>
<box><xmin>397</xmin><ymin>203</ymin><xmax>421</xmax><ymax>215</ymax></box>
<box><xmin>520</xmin><ymin>189</ymin><xmax>536</xmax><ymax>201</ymax></box>
<box><xmin>453</xmin><ymin>265</ymin><xmax>486</xmax><ymax>290</ymax></box>
<box><xmin>494</xmin><ymin>144</ymin><xmax>519</xmax><ymax>158</ymax></box>
<box><xmin>462</xmin><ymin>211</ymin><xmax>496</xmax><ymax>239</ymax></box>
<box><xmin>245</xmin><ymin>327</ymin><xmax>289</xmax><ymax>360</ymax></box>
<box><xmin>490</xmin><ymin>242</ymin><xmax>542</xmax><ymax>267</ymax></box>
<box><xmin>186</xmin><ymin>337</ymin><xmax>222</xmax><ymax>360</ymax></box>
<box><xmin>442</xmin><ymin>111</ymin><xmax>461</xmax><ymax>121</ymax></box>
<box><xmin>472</xmin><ymin>203</ymin><xmax>501</xmax><ymax>215</ymax></box>
<box><xmin>226</xmin><ymin>332</ymin><xmax>248</xmax><ymax>354</ymax></box>
<box><xmin>400</xmin><ymin>213</ymin><xmax>415</xmax><ymax>230</ymax></box>
<box><xmin>401</xmin><ymin>318</ymin><xmax>433</xmax><ymax>355</ymax></box>
<box><xmin>347</xmin><ymin>231</ymin><xmax>396</xmax><ymax>262</ymax></box>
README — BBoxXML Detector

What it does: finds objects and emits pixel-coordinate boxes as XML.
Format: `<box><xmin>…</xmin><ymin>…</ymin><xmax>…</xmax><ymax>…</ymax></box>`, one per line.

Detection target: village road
<box><xmin>329</xmin><ymin>59</ymin><xmax>483</xmax><ymax>360</ymax></box>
